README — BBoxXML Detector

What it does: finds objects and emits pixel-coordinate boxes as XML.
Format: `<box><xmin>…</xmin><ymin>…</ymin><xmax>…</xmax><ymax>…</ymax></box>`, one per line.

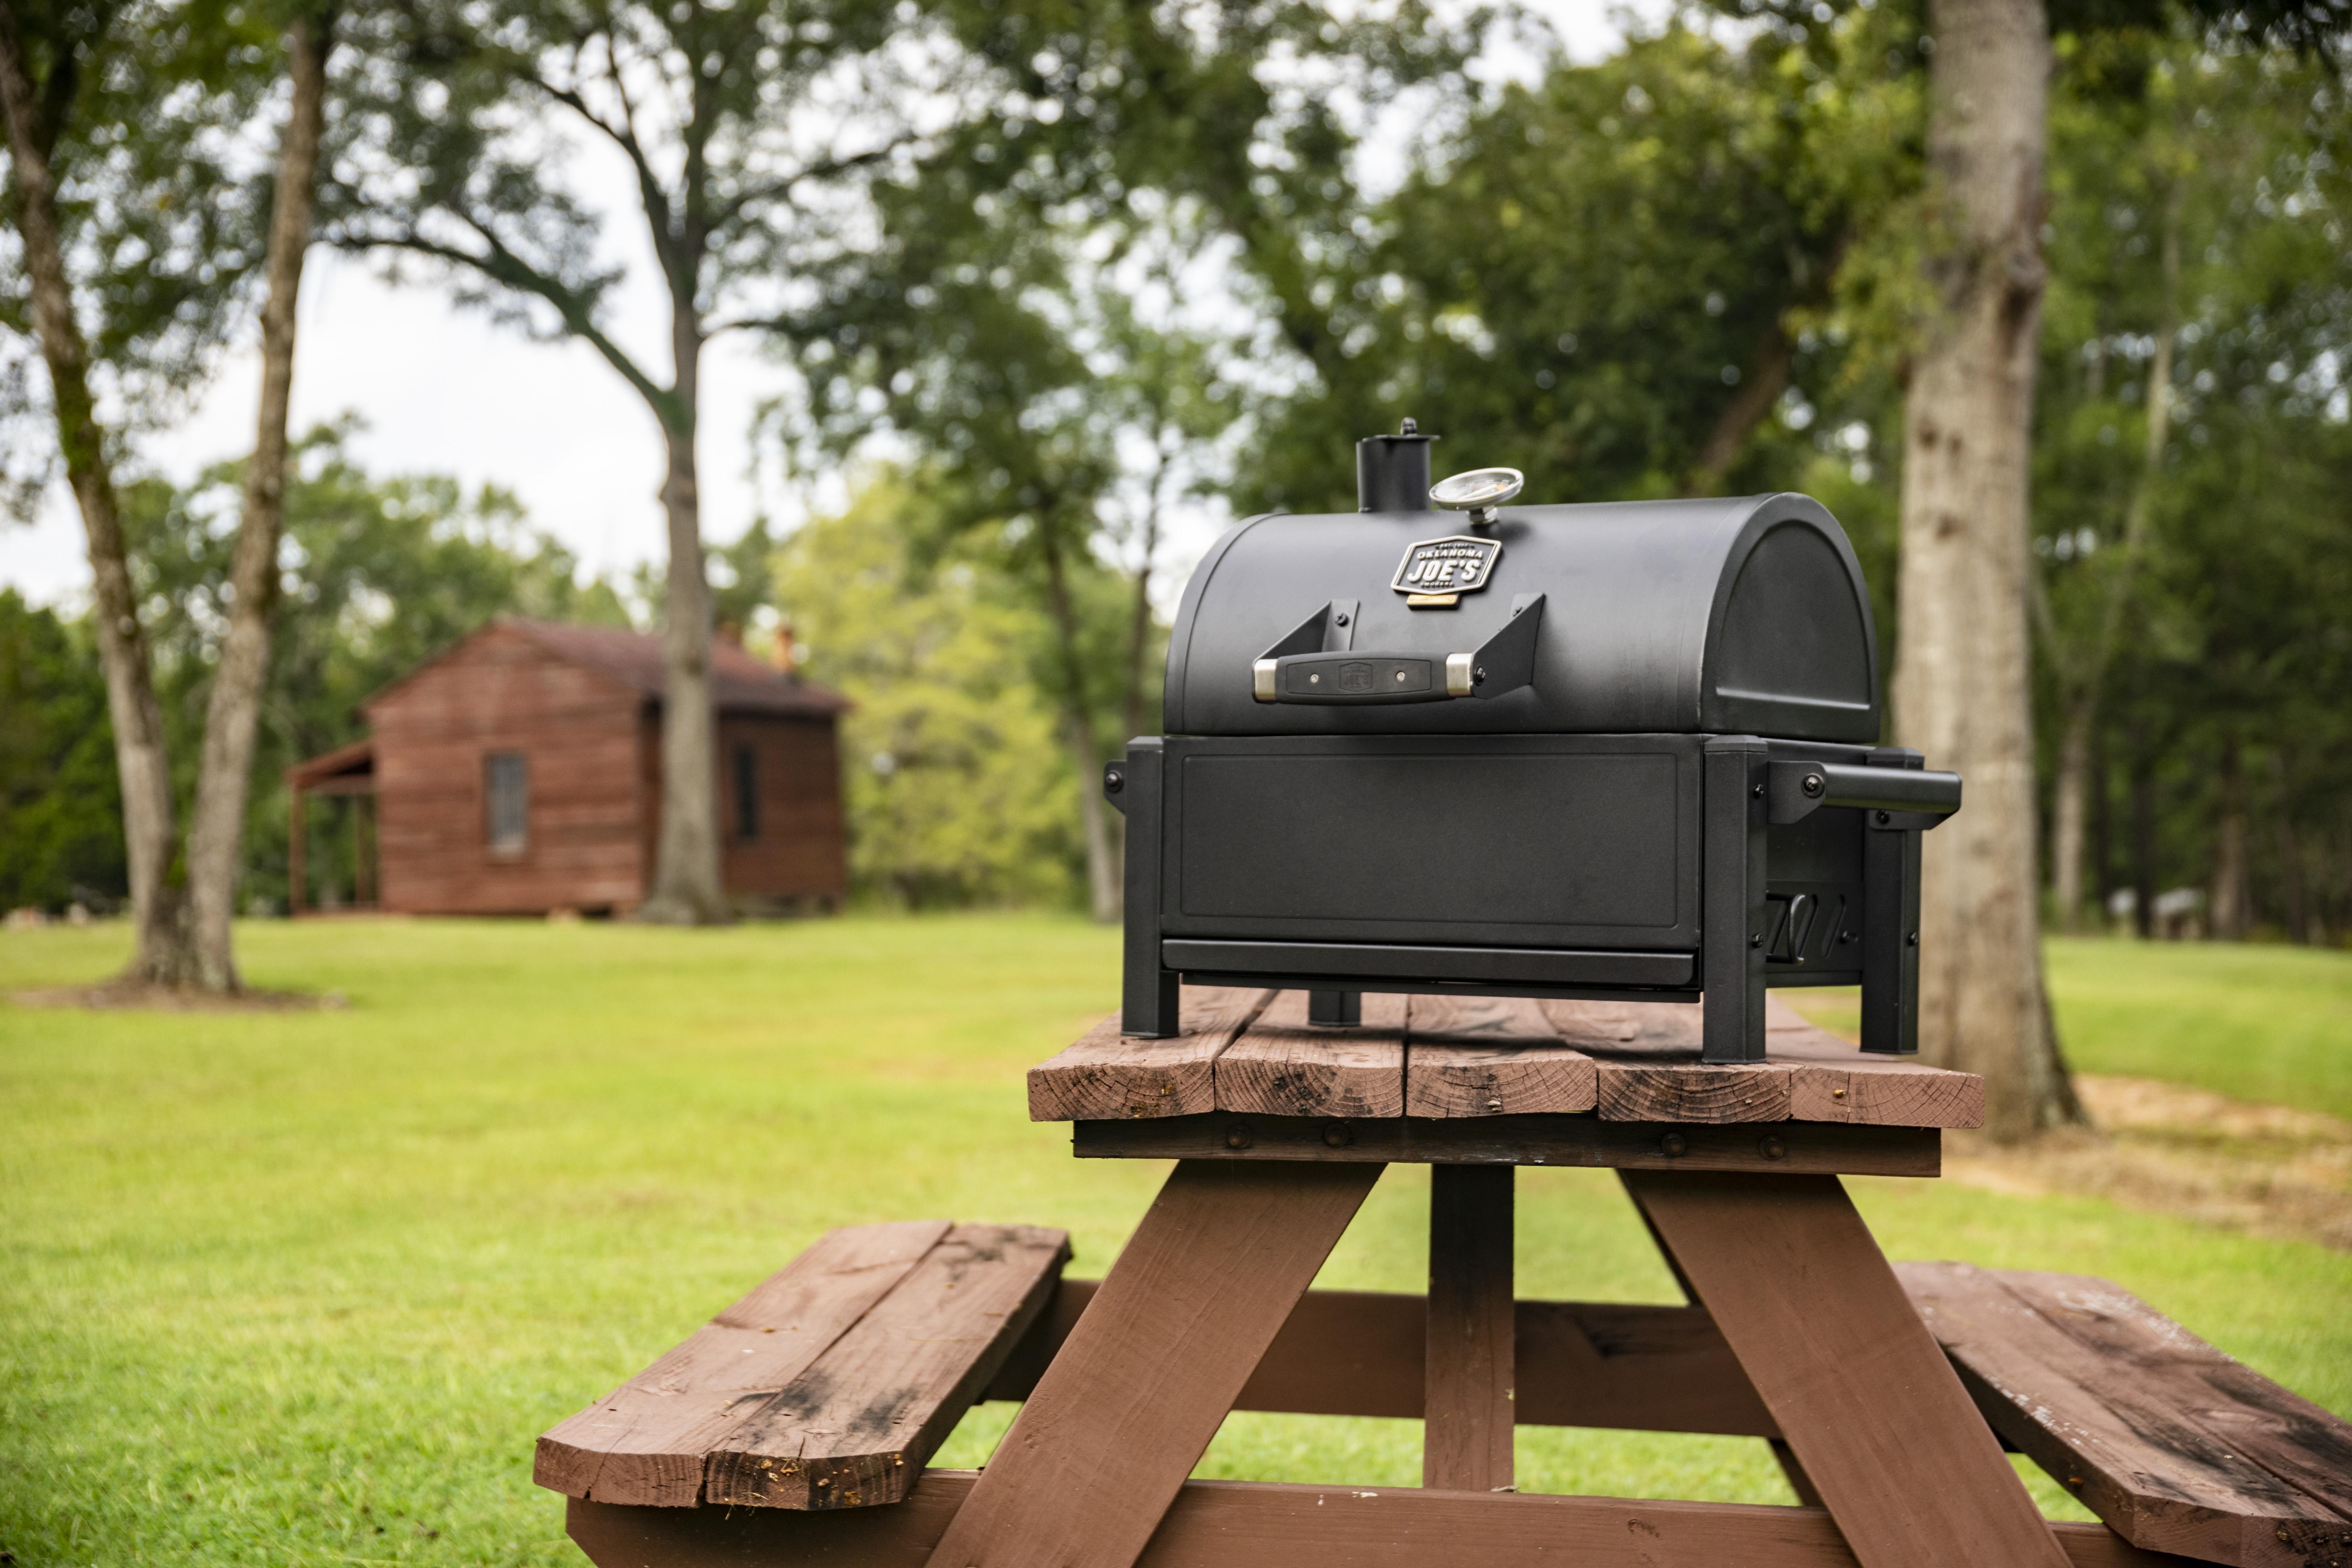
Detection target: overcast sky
<box><xmin>2</xmin><ymin>0</ymin><xmax>1660</xmax><ymax>611</ymax></box>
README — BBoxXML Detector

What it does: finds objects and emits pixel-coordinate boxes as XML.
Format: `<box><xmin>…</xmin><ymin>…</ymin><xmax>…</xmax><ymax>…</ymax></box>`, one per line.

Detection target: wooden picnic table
<box><xmin>541</xmin><ymin>985</ymin><xmax>2352</xmax><ymax>1568</ymax></box>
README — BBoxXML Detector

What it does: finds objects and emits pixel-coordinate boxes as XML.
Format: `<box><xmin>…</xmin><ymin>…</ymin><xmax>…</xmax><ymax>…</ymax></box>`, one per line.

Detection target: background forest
<box><xmin>3</xmin><ymin>6</ymin><xmax>2348</xmax><ymax>941</ymax></box>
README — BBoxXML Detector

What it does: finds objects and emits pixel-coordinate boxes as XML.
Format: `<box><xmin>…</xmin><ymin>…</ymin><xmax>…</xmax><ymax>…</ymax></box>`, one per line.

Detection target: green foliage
<box><xmin>0</xmin><ymin>0</ymin><xmax>283</xmax><ymax>511</ymax></box>
<box><xmin>775</xmin><ymin>479</ymin><xmax>1083</xmax><ymax>908</ymax></box>
<box><xmin>1241</xmin><ymin>21</ymin><xmax>1918</xmax><ymax>512</ymax></box>
<box><xmin>3</xmin><ymin>916</ymin><xmax>2348</xmax><ymax>1565</ymax></box>
<box><xmin>0</xmin><ymin>591</ymin><xmax>122</xmax><ymax>910</ymax></box>
<box><xmin>2031</xmin><ymin>36</ymin><xmax>2352</xmax><ymax>931</ymax></box>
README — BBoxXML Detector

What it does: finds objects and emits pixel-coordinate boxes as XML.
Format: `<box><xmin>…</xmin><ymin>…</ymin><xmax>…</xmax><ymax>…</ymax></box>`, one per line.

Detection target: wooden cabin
<box><xmin>285</xmin><ymin>618</ymin><xmax>849</xmax><ymax>916</ymax></box>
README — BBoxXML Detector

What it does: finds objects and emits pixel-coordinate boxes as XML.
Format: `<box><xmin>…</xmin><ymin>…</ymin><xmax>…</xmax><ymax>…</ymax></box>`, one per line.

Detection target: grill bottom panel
<box><xmin>1161</xmin><ymin>939</ymin><xmax>1694</xmax><ymax>990</ymax></box>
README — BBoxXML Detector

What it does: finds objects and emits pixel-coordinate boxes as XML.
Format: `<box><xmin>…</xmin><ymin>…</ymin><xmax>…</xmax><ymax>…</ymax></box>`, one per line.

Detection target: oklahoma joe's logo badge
<box><xmin>1392</xmin><ymin>535</ymin><xmax>1501</xmax><ymax>601</ymax></box>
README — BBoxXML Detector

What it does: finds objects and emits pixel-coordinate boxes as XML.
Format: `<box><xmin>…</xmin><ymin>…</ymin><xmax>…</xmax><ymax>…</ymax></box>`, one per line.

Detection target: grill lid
<box><xmin>1164</xmin><ymin>438</ymin><xmax>1880</xmax><ymax>742</ymax></box>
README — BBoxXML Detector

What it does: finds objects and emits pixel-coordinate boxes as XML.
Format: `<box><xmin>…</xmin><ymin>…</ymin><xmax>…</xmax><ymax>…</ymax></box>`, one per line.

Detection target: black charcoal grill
<box><xmin>1103</xmin><ymin>423</ymin><xmax>1962</xmax><ymax>1063</ymax></box>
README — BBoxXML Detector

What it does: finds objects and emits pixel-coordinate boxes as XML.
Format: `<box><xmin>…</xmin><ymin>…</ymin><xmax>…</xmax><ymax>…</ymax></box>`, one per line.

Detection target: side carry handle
<box><xmin>1767</xmin><ymin>759</ymin><xmax>1962</xmax><ymax>828</ymax></box>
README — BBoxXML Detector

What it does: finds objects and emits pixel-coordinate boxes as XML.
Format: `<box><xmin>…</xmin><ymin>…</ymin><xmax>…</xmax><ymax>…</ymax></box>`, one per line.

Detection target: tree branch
<box><xmin>712</xmin><ymin>141</ymin><xmax>907</xmax><ymax>227</ymax></box>
<box><xmin>337</xmin><ymin>220</ymin><xmax>676</xmax><ymax>421</ymax></box>
<box><xmin>515</xmin><ymin>52</ymin><xmax>683</xmax><ymax>284</ymax></box>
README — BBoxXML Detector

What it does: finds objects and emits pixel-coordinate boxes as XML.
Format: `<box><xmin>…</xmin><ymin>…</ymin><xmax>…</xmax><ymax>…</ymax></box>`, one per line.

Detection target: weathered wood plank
<box><xmin>985</xmin><ymin>1279</ymin><xmax>1782</xmax><ymax>1437</ymax></box>
<box><xmin>1214</xmin><ymin>989</ymin><xmax>1406</xmax><ymax>1119</ymax></box>
<box><xmin>1899</xmin><ymin>1261</ymin><xmax>2352</xmax><ymax>1568</ymax></box>
<box><xmin>1073</xmin><ymin>1112</ymin><xmax>1941</xmax><ymax>1178</ymax></box>
<box><xmin>534</xmin><ymin>1220</ymin><xmax>953</xmax><ymax>1507</ymax></box>
<box><xmin>1772</xmin><ymin>1004</ymin><xmax>1984</xmax><ymax>1128</ymax></box>
<box><xmin>1027</xmin><ymin>987</ymin><xmax>1272</xmax><ymax>1122</ymax></box>
<box><xmin>1425</xmin><ymin>1165</ymin><xmax>1515</xmax><ymax>1491</ymax></box>
<box><xmin>1404</xmin><ymin>995</ymin><xmax>1597</xmax><ymax>1117</ymax></box>
<box><xmin>1549</xmin><ymin>998</ymin><xmax>1794</xmax><ymax>1122</ymax></box>
<box><xmin>919</xmin><ymin>1160</ymin><xmax>1382</xmax><ymax>1568</ymax></box>
<box><xmin>1036</xmin><ymin>994</ymin><xmax>1980</xmax><ymax>1128</ymax></box>
<box><xmin>1536</xmin><ymin>996</ymin><xmax>1983</xmax><ymax>1129</ymax></box>
<box><xmin>1626</xmin><ymin>1172</ymin><xmax>2071</xmax><ymax>1568</ymax></box>
<box><xmin>570</xmin><ymin>1478</ymin><xmax>2192</xmax><ymax>1568</ymax></box>
<box><xmin>704</xmin><ymin>1223</ymin><xmax>1069</xmax><ymax>1510</ymax></box>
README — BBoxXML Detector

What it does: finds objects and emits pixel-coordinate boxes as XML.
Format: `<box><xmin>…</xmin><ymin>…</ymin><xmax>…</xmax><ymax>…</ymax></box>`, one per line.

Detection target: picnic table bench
<box><xmin>537</xmin><ymin>987</ymin><xmax>2352</xmax><ymax>1568</ymax></box>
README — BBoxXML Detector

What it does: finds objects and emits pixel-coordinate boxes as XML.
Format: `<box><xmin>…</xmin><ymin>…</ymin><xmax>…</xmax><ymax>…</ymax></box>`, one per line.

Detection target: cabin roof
<box><xmin>363</xmin><ymin>617</ymin><xmax>851</xmax><ymax>719</ymax></box>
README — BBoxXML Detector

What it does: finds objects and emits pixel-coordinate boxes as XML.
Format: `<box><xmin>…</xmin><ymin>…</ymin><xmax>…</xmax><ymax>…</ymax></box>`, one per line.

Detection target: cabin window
<box><xmin>485</xmin><ymin>751</ymin><xmax>528</xmax><ymax>856</ymax></box>
<box><xmin>733</xmin><ymin>745</ymin><xmax>760</xmax><ymax>842</ymax></box>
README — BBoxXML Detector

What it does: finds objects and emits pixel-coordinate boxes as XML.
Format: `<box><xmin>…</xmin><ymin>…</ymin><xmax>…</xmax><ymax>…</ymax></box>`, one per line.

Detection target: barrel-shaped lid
<box><xmin>1163</xmin><ymin>492</ymin><xmax>1878</xmax><ymax>740</ymax></box>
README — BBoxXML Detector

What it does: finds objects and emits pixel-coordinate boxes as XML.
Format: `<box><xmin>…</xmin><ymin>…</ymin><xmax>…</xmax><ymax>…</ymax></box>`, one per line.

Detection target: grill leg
<box><xmin>1308</xmin><ymin>990</ymin><xmax>1361</xmax><ymax>1027</ymax></box>
<box><xmin>1861</xmin><ymin>746</ymin><xmax>1924</xmax><ymax>1056</ymax></box>
<box><xmin>1702</xmin><ymin>737</ymin><xmax>1769</xmax><ymax>1063</ymax></box>
<box><xmin>1116</xmin><ymin>739</ymin><xmax>1179</xmax><ymax>1038</ymax></box>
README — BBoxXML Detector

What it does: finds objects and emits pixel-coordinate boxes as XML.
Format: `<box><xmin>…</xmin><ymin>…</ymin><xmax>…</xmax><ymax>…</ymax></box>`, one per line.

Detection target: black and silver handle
<box><xmin>1252</xmin><ymin>594</ymin><xmax>1544</xmax><ymax>705</ymax></box>
<box><xmin>1767</xmin><ymin>759</ymin><xmax>1962</xmax><ymax>826</ymax></box>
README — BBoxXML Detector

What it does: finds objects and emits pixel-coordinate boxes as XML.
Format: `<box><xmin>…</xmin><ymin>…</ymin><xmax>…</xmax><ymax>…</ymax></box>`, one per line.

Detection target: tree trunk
<box><xmin>1688</xmin><ymin>323</ymin><xmax>1795</xmax><ymax>494</ymax></box>
<box><xmin>1041</xmin><ymin>530</ymin><xmax>1118</xmax><ymax>922</ymax></box>
<box><xmin>1890</xmin><ymin>0</ymin><xmax>2078</xmax><ymax>1140</ymax></box>
<box><xmin>2129</xmin><ymin>726</ymin><xmax>2156</xmax><ymax>939</ymax></box>
<box><xmin>2043</xmin><ymin>186</ymin><xmax>2179</xmax><ymax>941</ymax></box>
<box><xmin>184</xmin><ymin>11</ymin><xmax>333</xmax><ymax>990</ymax></box>
<box><xmin>2209</xmin><ymin>732</ymin><xmax>2248</xmax><ymax>942</ymax></box>
<box><xmin>1120</xmin><ymin>483</ymin><xmax>1165</xmax><ymax>749</ymax></box>
<box><xmin>638</xmin><ymin>361</ymin><xmax>727</xmax><ymax>924</ymax></box>
<box><xmin>0</xmin><ymin>10</ymin><xmax>196</xmax><ymax>983</ymax></box>
<box><xmin>2089</xmin><ymin>719</ymin><xmax>2114</xmax><ymax>924</ymax></box>
<box><xmin>2049</xmin><ymin>693</ymin><xmax>2095</xmax><ymax>934</ymax></box>
<box><xmin>2271</xmin><ymin>754</ymin><xmax>2310</xmax><ymax>944</ymax></box>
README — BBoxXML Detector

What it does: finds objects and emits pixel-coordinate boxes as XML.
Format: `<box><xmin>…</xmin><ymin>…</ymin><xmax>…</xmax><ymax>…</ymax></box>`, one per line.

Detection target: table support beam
<box><xmin>1622</xmin><ymin>1170</ymin><xmax>2071</xmax><ymax>1568</ymax></box>
<box><xmin>1425</xmin><ymin>1164</ymin><xmax>1514</xmax><ymax>1492</ymax></box>
<box><xmin>920</xmin><ymin>1159</ymin><xmax>1383</xmax><ymax>1568</ymax></box>
<box><xmin>572</xmin><ymin>1478</ymin><xmax>2173</xmax><ymax>1568</ymax></box>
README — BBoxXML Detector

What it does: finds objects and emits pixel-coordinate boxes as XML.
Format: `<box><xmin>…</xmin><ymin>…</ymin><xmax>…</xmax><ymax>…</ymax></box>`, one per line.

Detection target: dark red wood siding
<box><xmin>369</xmin><ymin>624</ymin><xmax>646</xmax><ymax>914</ymax></box>
<box><xmin>638</xmin><ymin>710</ymin><xmax>848</xmax><ymax>902</ymax></box>
<box><xmin>719</xmin><ymin>713</ymin><xmax>847</xmax><ymax>900</ymax></box>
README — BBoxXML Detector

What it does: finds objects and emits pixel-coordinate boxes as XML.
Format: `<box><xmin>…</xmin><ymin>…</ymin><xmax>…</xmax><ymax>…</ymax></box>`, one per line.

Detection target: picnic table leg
<box><xmin>921</xmin><ymin>1158</ymin><xmax>1383</xmax><ymax>1568</ymax></box>
<box><xmin>1423</xmin><ymin>1163</ymin><xmax>1514</xmax><ymax>1492</ymax></box>
<box><xmin>1621</xmin><ymin>1169</ymin><xmax>2070</xmax><ymax>1568</ymax></box>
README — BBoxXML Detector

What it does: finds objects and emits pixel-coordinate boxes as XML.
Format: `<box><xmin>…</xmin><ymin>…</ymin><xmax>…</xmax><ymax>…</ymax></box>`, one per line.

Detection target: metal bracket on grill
<box><xmin>1253</xmin><ymin>594</ymin><xmax>1545</xmax><ymax>705</ymax></box>
<box><xmin>1767</xmin><ymin>759</ymin><xmax>1962</xmax><ymax>826</ymax></box>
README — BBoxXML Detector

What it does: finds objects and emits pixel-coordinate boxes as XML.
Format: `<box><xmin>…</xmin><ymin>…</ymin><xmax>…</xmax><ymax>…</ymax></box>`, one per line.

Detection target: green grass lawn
<box><xmin>1784</xmin><ymin>936</ymin><xmax>2352</xmax><ymax>1119</ymax></box>
<box><xmin>4</xmin><ymin>917</ymin><xmax>2348</xmax><ymax>1567</ymax></box>
<box><xmin>2045</xmin><ymin>935</ymin><xmax>2352</xmax><ymax>1120</ymax></box>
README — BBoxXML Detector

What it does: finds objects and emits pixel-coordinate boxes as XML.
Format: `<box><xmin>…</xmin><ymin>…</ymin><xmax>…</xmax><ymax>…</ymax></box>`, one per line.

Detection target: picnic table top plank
<box><xmin>1030</xmin><ymin>990</ymin><xmax>1981</xmax><ymax>1132</ymax></box>
<box><xmin>1214</xmin><ymin>989</ymin><xmax>1408</xmax><ymax>1120</ymax></box>
<box><xmin>1898</xmin><ymin>1261</ymin><xmax>2352</xmax><ymax>1568</ymax></box>
<box><xmin>1553</xmin><ymin>993</ymin><xmax>1790</xmax><ymax>1124</ymax></box>
<box><xmin>703</xmin><ymin>1223</ymin><xmax>1070</xmax><ymax>1510</ymax></box>
<box><xmin>1027</xmin><ymin>987</ymin><xmax>1272</xmax><ymax>1122</ymax></box>
<box><xmin>1403</xmin><ymin>995</ymin><xmax>1598</xmax><ymax>1117</ymax></box>
<box><xmin>532</xmin><ymin>1219</ymin><xmax>953</xmax><ymax>1508</ymax></box>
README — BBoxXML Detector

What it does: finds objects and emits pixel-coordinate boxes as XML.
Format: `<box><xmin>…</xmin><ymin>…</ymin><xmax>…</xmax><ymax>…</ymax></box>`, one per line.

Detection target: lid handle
<box><xmin>1252</xmin><ymin>594</ymin><xmax>1545</xmax><ymax>705</ymax></box>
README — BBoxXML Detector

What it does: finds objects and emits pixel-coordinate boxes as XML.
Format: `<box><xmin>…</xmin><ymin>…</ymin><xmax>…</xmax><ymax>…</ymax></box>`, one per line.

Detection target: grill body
<box><xmin>1108</xmin><ymin>456</ymin><xmax>1958</xmax><ymax>1062</ymax></box>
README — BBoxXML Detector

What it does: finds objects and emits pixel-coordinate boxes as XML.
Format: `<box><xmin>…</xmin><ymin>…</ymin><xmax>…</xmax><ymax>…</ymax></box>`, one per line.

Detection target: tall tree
<box><xmin>1889</xmin><ymin>0</ymin><xmax>2078</xmax><ymax>1138</ymax></box>
<box><xmin>330</xmin><ymin>0</ymin><xmax>996</xmax><ymax>923</ymax></box>
<box><xmin>183</xmin><ymin>3</ymin><xmax>334</xmax><ymax>987</ymax></box>
<box><xmin>0</xmin><ymin>0</ymin><xmax>268</xmax><ymax>986</ymax></box>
